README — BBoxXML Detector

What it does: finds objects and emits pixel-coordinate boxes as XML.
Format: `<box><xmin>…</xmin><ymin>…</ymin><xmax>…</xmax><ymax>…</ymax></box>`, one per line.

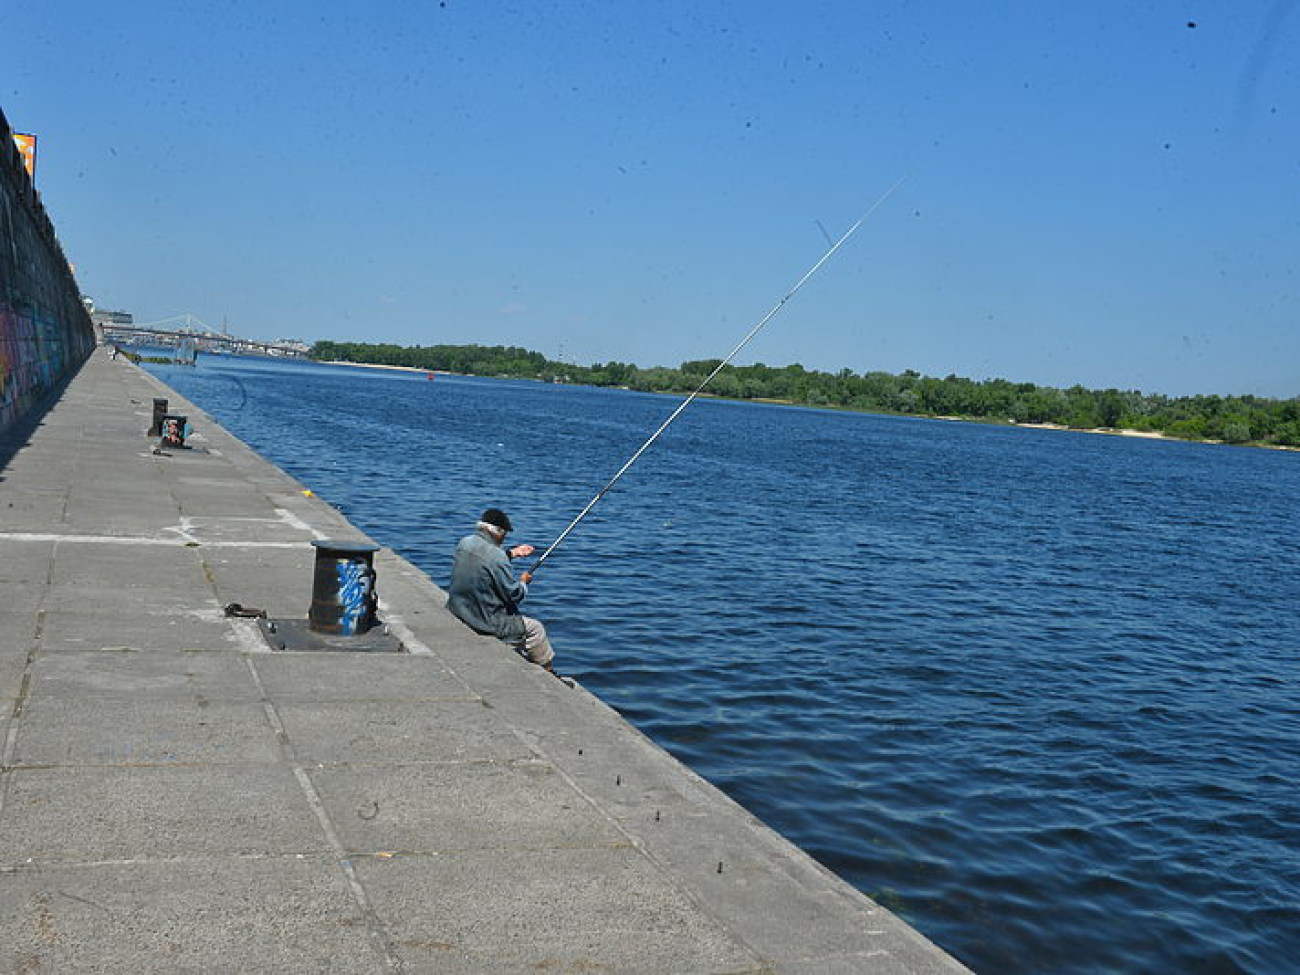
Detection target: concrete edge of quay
<box><xmin>0</xmin><ymin>351</ymin><xmax>973</xmax><ymax>974</ymax></box>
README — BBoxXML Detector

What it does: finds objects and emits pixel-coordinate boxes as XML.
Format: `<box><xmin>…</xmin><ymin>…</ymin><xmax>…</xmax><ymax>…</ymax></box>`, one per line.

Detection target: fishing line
<box><xmin>529</xmin><ymin>176</ymin><xmax>907</xmax><ymax>575</ymax></box>
<box><xmin>218</xmin><ymin>372</ymin><xmax>249</xmax><ymax>411</ymax></box>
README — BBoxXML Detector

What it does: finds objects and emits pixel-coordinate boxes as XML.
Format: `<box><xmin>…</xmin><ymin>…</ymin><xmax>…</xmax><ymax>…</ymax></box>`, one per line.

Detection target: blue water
<box><xmin>148</xmin><ymin>356</ymin><xmax>1300</xmax><ymax>973</ymax></box>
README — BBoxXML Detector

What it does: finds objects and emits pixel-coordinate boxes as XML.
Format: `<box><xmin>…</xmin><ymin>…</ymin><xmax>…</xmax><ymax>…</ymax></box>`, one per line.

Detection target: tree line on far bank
<box><xmin>310</xmin><ymin>340</ymin><xmax>1300</xmax><ymax>448</ymax></box>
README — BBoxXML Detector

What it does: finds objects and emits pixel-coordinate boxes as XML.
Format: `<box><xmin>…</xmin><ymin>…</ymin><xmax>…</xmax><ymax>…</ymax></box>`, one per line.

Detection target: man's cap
<box><xmin>481</xmin><ymin>508</ymin><xmax>513</xmax><ymax>532</ymax></box>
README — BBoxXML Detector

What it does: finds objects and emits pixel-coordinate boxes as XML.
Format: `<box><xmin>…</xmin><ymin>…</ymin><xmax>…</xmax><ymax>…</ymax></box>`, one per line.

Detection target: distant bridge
<box><xmin>100</xmin><ymin>316</ymin><xmax>309</xmax><ymax>359</ymax></box>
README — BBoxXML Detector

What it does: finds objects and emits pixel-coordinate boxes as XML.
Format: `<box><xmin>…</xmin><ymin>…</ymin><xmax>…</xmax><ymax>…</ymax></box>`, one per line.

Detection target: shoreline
<box><xmin>310</xmin><ymin>361</ymin><xmax>1293</xmax><ymax>451</ymax></box>
<box><xmin>992</xmin><ymin>419</ymin><xmax>1295</xmax><ymax>450</ymax></box>
<box><xmin>320</xmin><ymin>359</ymin><xmax>437</xmax><ymax>375</ymax></box>
<box><xmin>982</xmin><ymin>419</ymin><xmax>1170</xmax><ymax>440</ymax></box>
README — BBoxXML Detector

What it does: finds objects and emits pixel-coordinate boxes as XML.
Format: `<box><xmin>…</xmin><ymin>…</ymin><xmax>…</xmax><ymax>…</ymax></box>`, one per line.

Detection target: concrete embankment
<box><xmin>0</xmin><ymin>349</ymin><xmax>971</xmax><ymax>973</ymax></box>
<box><xmin>0</xmin><ymin>106</ymin><xmax>96</xmax><ymax>438</ymax></box>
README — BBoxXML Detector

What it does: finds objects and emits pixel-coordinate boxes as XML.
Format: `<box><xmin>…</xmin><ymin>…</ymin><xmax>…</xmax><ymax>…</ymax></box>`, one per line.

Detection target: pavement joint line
<box><xmin>242</xmin><ymin>655</ymin><xmax>403</xmax><ymax>972</ymax></box>
<box><xmin>6</xmin><ymin>759</ymin><xmax>280</xmax><ymax>771</ymax></box>
<box><xmin>301</xmin><ymin>756</ymin><xmax>527</xmax><ymax>771</ymax></box>
<box><xmin>346</xmin><ymin>839</ymin><xmax>638</xmax><ymax>857</ymax></box>
<box><xmin>1</xmin><ymin>672</ymin><xmax>29</xmax><ymax>761</ymax></box>
<box><xmin>0</xmin><ymin>588</ymin><xmax>48</xmax><ymax>821</ymax></box>
<box><xmin>44</xmin><ymin>538</ymin><xmax>58</xmax><ymax>590</ymax></box>
<box><xmin>58</xmin><ymin>463</ymin><xmax>73</xmax><ymax>524</ymax></box>
<box><xmin>0</xmin><ymin>532</ymin><xmax>311</xmax><ymax>549</ymax></box>
<box><xmin>0</xmin><ymin>852</ymin><xmax>345</xmax><ymax>873</ymax></box>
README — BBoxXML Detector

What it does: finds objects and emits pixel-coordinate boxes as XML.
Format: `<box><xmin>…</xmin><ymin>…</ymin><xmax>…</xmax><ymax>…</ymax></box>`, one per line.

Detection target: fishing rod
<box><xmin>528</xmin><ymin>177</ymin><xmax>907</xmax><ymax>576</ymax></box>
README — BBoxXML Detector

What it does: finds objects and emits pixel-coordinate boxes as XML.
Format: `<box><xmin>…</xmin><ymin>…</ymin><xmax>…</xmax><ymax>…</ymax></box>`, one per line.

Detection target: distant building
<box><xmin>91</xmin><ymin>308</ymin><xmax>133</xmax><ymax>327</ymax></box>
<box><xmin>85</xmin><ymin>303</ymin><xmax>133</xmax><ymax>344</ymax></box>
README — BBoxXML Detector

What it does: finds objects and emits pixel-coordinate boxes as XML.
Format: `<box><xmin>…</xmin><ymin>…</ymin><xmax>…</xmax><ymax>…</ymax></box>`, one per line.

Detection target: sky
<box><xmin>5</xmin><ymin>1</ymin><xmax>1298</xmax><ymax>397</ymax></box>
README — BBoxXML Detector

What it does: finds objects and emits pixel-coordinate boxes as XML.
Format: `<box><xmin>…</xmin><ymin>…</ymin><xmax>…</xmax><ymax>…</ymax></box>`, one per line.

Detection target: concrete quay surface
<box><xmin>0</xmin><ymin>350</ymin><xmax>972</xmax><ymax>974</ymax></box>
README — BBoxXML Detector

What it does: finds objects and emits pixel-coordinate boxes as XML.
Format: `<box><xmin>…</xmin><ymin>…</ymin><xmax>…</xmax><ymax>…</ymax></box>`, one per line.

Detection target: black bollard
<box><xmin>159</xmin><ymin>414</ymin><xmax>187</xmax><ymax>448</ymax></box>
<box><xmin>308</xmin><ymin>540</ymin><xmax>380</xmax><ymax>636</ymax></box>
<box><xmin>149</xmin><ymin>398</ymin><xmax>168</xmax><ymax>436</ymax></box>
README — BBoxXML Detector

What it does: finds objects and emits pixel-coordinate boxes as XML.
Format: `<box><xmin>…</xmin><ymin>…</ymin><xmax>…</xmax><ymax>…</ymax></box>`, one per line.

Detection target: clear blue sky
<box><xmin>7</xmin><ymin>1</ymin><xmax>1298</xmax><ymax>397</ymax></box>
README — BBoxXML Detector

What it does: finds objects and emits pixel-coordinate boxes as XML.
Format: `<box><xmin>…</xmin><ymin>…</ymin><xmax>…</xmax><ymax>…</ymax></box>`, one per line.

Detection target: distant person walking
<box><xmin>447</xmin><ymin>508</ymin><xmax>557</xmax><ymax>672</ymax></box>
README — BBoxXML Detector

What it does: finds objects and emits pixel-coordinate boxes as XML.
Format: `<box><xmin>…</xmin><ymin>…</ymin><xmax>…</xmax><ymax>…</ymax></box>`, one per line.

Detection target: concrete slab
<box><xmin>41</xmin><ymin>583</ymin><xmax>224</xmax><ymax>619</ymax></box>
<box><xmin>46</xmin><ymin>542</ymin><xmax>208</xmax><ymax>589</ymax></box>
<box><xmin>252</xmin><ymin>653</ymin><xmax>467</xmax><ymax>702</ymax></box>
<box><xmin>27</xmin><ymin>648</ymin><xmax>260</xmax><ymax>701</ymax></box>
<box><xmin>13</xmin><ymin>695</ymin><xmax>277</xmax><ymax>766</ymax></box>
<box><xmin>0</xmin><ymin>765</ymin><xmax>331</xmax><ymax>860</ymax></box>
<box><xmin>36</xmin><ymin>608</ymin><xmax>239</xmax><ymax>653</ymax></box>
<box><xmin>59</xmin><ymin>511</ymin><xmax>188</xmax><ymax>538</ymax></box>
<box><xmin>199</xmin><ymin>566</ymin><xmax>315</xmax><ymax>619</ymax></box>
<box><xmin>0</xmin><ymin>659</ymin><xmax>26</xmax><ymax>704</ymax></box>
<box><xmin>61</xmin><ymin>502</ymin><xmax>180</xmax><ymax>536</ymax></box>
<box><xmin>67</xmin><ymin>480</ymin><xmax>176</xmax><ymax>507</ymax></box>
<box><xmin>198</xmin><ymin>545</ymin><xmax>317</xmax><ymax>574</ymax></box>
<box><xmin>617</xmin><ymin>800</ymin><xmax>918</xmax><ymax>961</ymax></box>
<box><xmin>269</xmin><ymin>497</ymin><xmax>359</xmax><ymax>537</ymax></box>
<box><xmin>0</xmin><ymin>539</ymin><xmax>55</xmax><ymax>585</ymax></box>
<box><xmin>0</xmin><ymin>464</ymin><xmax>79</xmax><ymax>490</ymax></box>
<box><xmin>0</xmin><ymin>493</ymin><xmax>68</xmax><ymax>531</ymax></box>
<box><xmin>358</xmin><ymin>847</ymin><xmax>764</xmax><ymax>974</ymax></box>
<box><xmin>519</xmin><ymin>712</ymin><xmax>726</xmax><ymax>825</ymax></box>
<box><xmin>0</xmin><ymin>607</ymin><xmax>40</xmax><ymax>654</ymax></box>
<box><xmin>275</xmin><ymin>699</ymin><xmax>532</xmax><ymax>766</ymax></box>
<box><xmin>173</xmin><ymin>513</ymin><xmax>324</xmax><ymax>546</ymax></box>
<box><xmin>165</xmin><ymin>485</ymin><xmax>282</xmax><ymax>520</ymax></box>
<box><xmin>309</xmin><ymin>759</ymin><xmax>628</xmax><ymax>855</ymax></box>
<box><xmin>0</xmin><ymin>857</ymin><xmax>382</xmax><ymax>974</ymax></box>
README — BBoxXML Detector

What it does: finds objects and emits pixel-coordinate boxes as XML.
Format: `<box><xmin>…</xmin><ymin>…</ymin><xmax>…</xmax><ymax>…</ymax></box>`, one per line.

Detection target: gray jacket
<box><xmin>446</xmin><ymin>528</ymin><xmax>528</xmax><ymax>642</ymax></box>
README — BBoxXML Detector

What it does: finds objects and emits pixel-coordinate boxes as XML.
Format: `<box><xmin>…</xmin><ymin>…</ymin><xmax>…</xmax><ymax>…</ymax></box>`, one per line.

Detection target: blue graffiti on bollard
<box><xmin>335</xmin><ymin>559</ymin><xmax>372</xmax><ymax>635</ymax></box>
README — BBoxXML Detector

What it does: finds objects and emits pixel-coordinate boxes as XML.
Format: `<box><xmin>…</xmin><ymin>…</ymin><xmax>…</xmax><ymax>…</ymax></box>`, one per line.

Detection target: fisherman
<box><xmin>446</xmin><ymin>508</ymin><xmax>557</xmax><ymax>672</ymax></box>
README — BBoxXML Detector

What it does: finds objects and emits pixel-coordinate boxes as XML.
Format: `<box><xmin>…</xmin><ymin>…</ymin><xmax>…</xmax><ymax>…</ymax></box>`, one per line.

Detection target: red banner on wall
<box><xmin>13</xmin><ymin>133</ymin><xmax>36</xmax><ymax>179</ymax></box>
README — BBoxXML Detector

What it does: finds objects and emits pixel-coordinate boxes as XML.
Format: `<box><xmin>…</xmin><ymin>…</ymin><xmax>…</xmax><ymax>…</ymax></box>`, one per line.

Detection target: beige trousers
<box><xmin>515</xmin><ymin>616</ymin><xmax>555</xmax><ymax>666</ymax></box>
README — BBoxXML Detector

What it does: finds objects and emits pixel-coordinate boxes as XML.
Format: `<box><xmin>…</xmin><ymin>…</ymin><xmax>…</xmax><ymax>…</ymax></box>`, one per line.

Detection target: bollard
<box><xmin>149</xmin><ymin>398</ymin><xmax>168</xmax><ymax>436</ymax></box>
<box><xmin>159</xmin><ymin>414</ymin><xmax>188</xmax><ymax>448</ymax></box>
<box><xmin>308</xmin><ymin>540</ymin><xmax>380</xmax><ymax>635</ymax></box>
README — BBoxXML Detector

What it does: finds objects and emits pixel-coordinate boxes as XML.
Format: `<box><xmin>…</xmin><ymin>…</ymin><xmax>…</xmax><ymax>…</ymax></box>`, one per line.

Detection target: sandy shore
<box><xmin>1011</xmin><ymin>421</ymin><xmax>1169</xmax><ymax>440</ymax></box>
<box><xmin>321</xmin><ymin>360</ymin><xmax>438</xmax><ymax>375</ymax></box>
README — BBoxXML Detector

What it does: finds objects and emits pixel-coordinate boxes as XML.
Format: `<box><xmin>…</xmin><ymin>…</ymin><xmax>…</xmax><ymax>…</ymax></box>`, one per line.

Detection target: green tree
<box><xmin>307</xmin><ymin>340</ymin><xmax>1299</xmax><ymax>447</ymax></box>
<box><xmin>1097</xmin><ymin>389</ymin><xmax>1126</xmax><ymax>428</ymax></box>
<box><xmin>1220</xmin><ymin>416</ymin><xmax>1252</xmax><ymax>443</ymax></box>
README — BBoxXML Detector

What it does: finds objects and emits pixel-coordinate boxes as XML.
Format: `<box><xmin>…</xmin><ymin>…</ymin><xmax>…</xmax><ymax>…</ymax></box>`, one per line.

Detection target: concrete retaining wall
<box><xmin>0</xmin><ymin>105</ymin><xmax>95</xmax><ymax>436</ymax></box>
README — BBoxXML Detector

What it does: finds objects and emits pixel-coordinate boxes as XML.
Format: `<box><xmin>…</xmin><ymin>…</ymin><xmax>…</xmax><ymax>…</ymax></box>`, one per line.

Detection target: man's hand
<box><xmin>509</xmin><ymin>544</ymin><xmax>535</xmax><ymax>560</ymax></box>
<box><xmin>520</xmin><ymin>571</ymin><xmax>534</xmax><ymax>585</ymax></box>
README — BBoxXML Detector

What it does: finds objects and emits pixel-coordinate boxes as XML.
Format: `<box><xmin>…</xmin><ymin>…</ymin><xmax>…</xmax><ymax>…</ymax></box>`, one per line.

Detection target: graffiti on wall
<box><xmin>0</xmin><ymin>108</ymin><xmax>94</xmax><ymax>437</ymax></box>
<box><xmin>0</xmin><ymin>302</ymin><xmax>73</xmax><ymax>431</ymax></box>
